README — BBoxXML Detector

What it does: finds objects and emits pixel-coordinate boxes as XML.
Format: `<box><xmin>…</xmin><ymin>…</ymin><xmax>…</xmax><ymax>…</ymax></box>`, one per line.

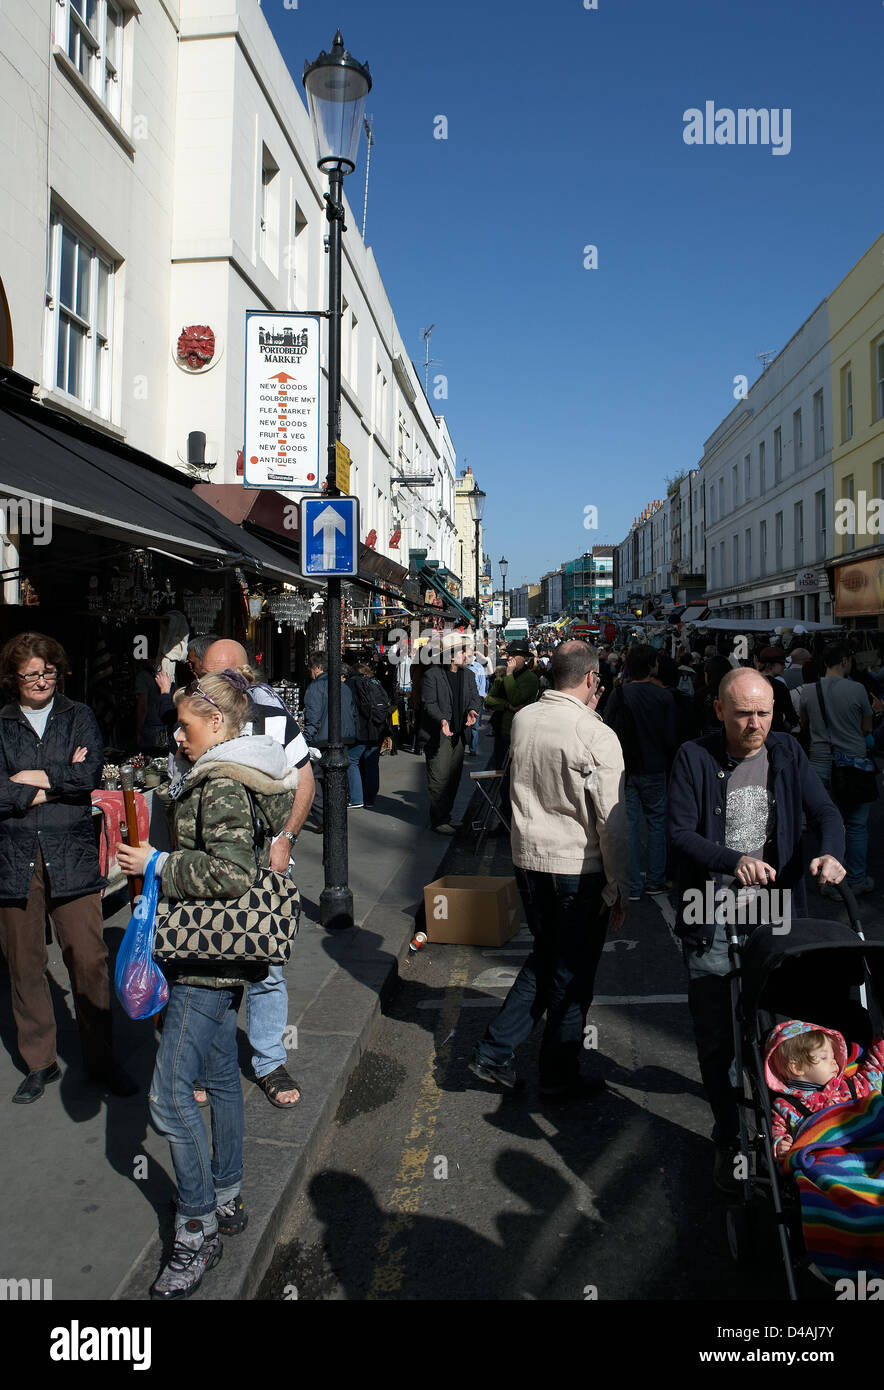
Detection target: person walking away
<box><xmin>0</xmin><ymin>632</ymin><xmax>136</xmax><ymax>1103</ymax></box>
<box><xmin>798</xmin><ymin>640</ymin><xmax>875</xmax><ymax>896</ymax></box>
<box><xmin>300</xmin><ymin>651</ymin><xmax>361</xmax><ymax>824</ymax></box>
<box><xmin>421</xmin><ymin>635</ymin><xmax>480</xmax><ymax>834</ymax></box>
<box><xmin>348</xmin><ymin>661</ymin><xmax>393</xmax><ymax>807</ymax></box>
<box><xmin>604</xmin><ymin>643</ymin><xmax>677</xmax><ymax>900</ymax></box>
<box><xmin>200</xmin><ymin>640</ymin><xmax>315</xmax><ymax>1107</ymax></box>
<box><xmin>469</xmin><ymin>641</ymin><xmax>629</xmax><ymax>1098</ymax></box>
<box><xmin>117</xmin><ymin>670</ymin><xmax>299</xmax><ymax>1297</ymax></box>
<box><xmin>668</xmin><ymin>667</ymin><xmax>846</xmax><ymax>1191</ymax></box>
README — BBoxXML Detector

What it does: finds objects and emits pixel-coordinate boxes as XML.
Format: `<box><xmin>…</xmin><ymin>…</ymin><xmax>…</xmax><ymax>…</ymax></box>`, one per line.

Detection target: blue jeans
<box><xmin>474</xmin><ymin>870</ymin><xmax>607</xmax><ymax>1090</ymax></box>
<box><xmin>246</xmin><ymin>964</ymin><xmax>288</xmax><ymax>1079</ymax></box>
<box><xmin>149</xmin><ymin>983</ymin><xmax>244</xmax><ymax>1218</ymax></box>
<box><xmin>347</xmin><ymin>744</ymin><xmax>365</xmax><ymax>804</ymax></box>
<box><xmin>359</xmin><ymin>743</ymin><xmax>381</xmax><ymax>805</ymax></box>
<box><xmin>469</xmin><ymin>699</ymin><xmax>484</xmax><ymax>753</ymax></box>
<box><xmin>821</xmin><ymin>778</ymin><xmax>869</xmax><ymax>885</ymax></box>
<box><xmin>625</xmin><ymin>772</ymin><xmax>667</xmax><ymax>894</ymax></box>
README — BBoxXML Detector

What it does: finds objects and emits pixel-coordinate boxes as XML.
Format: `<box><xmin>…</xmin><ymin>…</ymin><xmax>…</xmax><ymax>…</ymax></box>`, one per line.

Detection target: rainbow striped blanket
<box><xmin>784</xmin><ymin>1091</ymin><xmax>884</xmax><ymax>1281</ymax></box>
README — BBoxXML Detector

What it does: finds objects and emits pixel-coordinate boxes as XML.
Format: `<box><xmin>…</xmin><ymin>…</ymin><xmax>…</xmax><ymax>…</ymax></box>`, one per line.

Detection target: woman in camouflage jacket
<box><xmin>118</xmin><ymin>669</ymin><xmax>299</xmax><ymax>1300</ymax></box>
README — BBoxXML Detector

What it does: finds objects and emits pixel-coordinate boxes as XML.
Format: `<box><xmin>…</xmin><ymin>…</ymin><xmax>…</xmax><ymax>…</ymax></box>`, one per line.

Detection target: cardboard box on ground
<box><xmin>423</xmin><ymin>876</ymin><xmax>521</xmax><ymax>946</ymax></box>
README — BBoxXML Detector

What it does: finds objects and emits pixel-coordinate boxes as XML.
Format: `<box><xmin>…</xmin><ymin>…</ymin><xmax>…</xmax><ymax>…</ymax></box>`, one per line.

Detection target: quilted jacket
<box><xmin>156</xmin><ymin>734</ymin><xmax>299</xmax><ymax>987</ymax></box>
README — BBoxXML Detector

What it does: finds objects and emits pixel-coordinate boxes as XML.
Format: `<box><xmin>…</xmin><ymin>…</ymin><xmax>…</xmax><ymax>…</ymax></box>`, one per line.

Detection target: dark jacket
<box><xmin>604</xmin><ymin>681</ymin><xmax>677</xmax><ymax>775</ymax></box>
<box><xmin>668</xmin><ymin>729</ymin><xmax>845</xmax><ymax>951</ymax></box>
<box><xmin>0</xmin><ymin>693</ymin><xmax>104</xmax><ymax>900</ymax></box>
<box><xmin>301</xmin><ymin>673</ymin><xmax>357</xmax><ymax>746</ymax></box>
<box><xmin>421</xmin><ymin>665</ymin><xmax>480</xmax><ymax>747</ymax></box>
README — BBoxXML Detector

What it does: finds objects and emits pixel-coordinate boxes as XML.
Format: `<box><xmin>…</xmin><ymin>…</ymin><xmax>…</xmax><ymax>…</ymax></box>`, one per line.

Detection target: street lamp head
<box><xmin>498</xmin><ymin>555</ymin><xmax>509</xmax><ymax>579</ymax></box>
<box><xmin>468</xmin><ymin>487</ymin><xmax>486</xmax><ymax>524</ymax></box>
<box><xmin>303</xmin><ymin>31</ymin><xmax>372</xmax><ymax>174</ymax></box>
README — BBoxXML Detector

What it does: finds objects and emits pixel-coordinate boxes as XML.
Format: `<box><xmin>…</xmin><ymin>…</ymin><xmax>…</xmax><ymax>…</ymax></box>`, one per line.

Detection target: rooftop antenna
<box><xmin>757</xmin><ymin>348</ymin><xmax>777</xmax><ymax>371</ymax></box>
<box><xmin>361</xmin><ymin>115</ymin><xmax>375</xmax><ymax>242</ymax></box>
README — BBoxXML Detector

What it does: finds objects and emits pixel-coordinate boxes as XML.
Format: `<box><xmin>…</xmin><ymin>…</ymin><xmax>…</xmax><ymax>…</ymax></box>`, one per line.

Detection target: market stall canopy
<box><xmin>0</xmin><ymin>385</ymin><xmax>310</xmax><ymax>584</ymax></box>
<box><xmin>688</xmin><ymin>618</ymin><xmax>837</xmax><ymax>632</ymax></box>
<box><xmin>419</xmin><ymin>564</ymin><xmax>475</xmax><ymax>627</ymax></box>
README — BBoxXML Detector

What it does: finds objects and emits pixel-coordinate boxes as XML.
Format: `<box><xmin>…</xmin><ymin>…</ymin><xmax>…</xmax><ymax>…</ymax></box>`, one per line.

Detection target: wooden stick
<box><xmin>119</xmin><ymin>765</ymin><xmax>143</xmax><ymax>906</ymax></box>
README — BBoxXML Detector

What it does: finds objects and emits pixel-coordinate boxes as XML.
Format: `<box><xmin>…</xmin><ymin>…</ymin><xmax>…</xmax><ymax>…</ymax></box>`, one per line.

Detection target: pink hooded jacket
<box><xmin>763</xmin><ymin>1019</ymin><xmax>884</xmax><ymax>1147</ymax></box>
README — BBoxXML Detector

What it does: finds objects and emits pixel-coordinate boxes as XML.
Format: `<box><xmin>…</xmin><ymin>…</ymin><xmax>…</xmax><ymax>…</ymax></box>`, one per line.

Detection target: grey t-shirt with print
<box><xmin>688</xmin><ymin>743</ymin><xmax>776</xmax><ymax>977</ymax></box>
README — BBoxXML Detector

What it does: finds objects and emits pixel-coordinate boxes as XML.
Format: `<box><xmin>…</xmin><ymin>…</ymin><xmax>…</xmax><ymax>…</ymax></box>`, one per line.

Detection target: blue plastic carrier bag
<box><xmin>114</xmin><ymin>852</ymin><xmax>169</xmax><ymax>1020</ymax></box>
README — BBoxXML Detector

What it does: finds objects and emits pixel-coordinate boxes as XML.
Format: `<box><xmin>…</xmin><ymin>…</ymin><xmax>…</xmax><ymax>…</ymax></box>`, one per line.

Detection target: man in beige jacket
<box><xmin>469</xmin><ymin>641</ymin><xmax>630</xmax><ymax>1099</ymax></box>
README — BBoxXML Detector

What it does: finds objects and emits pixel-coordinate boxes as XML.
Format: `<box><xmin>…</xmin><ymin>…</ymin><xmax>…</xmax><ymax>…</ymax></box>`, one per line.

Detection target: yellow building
<box><xmin>828</xmin><ymin>230</ymin><xmax>884</xmax><ymax>623</ymax></box>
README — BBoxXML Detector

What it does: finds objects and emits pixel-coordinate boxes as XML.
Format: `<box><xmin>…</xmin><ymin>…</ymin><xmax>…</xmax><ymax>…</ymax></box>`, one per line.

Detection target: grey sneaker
<box><xmin>150</xmin><ymin>1219</ymin><xmax>222</xmax><ymax>1300</ymax></box>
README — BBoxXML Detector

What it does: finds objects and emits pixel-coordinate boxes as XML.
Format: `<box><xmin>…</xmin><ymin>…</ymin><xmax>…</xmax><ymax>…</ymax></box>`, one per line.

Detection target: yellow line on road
<box><xmin>366</xmin><ymin>949</ymin><xmax>471</xmax><ymax>1299</ymax></box>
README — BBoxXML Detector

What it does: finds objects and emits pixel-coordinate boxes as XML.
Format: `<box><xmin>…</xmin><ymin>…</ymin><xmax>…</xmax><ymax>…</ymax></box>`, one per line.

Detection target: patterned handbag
<box><xmin>152</xmin><ymin>788</ymin><xmax>300</xmax><ymax>966</ymax></box>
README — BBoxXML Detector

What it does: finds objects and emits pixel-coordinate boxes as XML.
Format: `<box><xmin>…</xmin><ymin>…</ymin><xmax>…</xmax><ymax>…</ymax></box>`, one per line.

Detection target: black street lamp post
<box><xmin>499</xmin><ymin>555</ymin><xmax>508</xmax><ymax>625</ymax></box>
<box><xmin>468</xmin><ymin>486</ymin><xmax>486</xmax><ymax>630</ymax></box>
<box><xmin>303</xmin><ymin>31</ymin><xmax>371</xmax><ymax>931</ymax></box>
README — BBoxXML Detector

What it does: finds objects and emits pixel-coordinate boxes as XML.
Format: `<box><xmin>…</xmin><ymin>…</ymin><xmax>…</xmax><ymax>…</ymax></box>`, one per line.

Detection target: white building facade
<box><xmin>0</xmin><ymin>0</ymin><xmax>459</xmax><ymax>578</ymax></box>
<box><xmin>700</xmin><ymin>301</ymin><xmax>834</xmax><ymax>624</ymax></box>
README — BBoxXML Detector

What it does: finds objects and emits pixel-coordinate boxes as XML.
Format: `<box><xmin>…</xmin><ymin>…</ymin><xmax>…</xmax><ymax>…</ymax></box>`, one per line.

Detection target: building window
<box><xmin>744</xmin><ymin>453</ymin><xmax>751</xmax><ymax>499</ymax></box>
<box><xmin>259</xmin><ymin>146</ymin><xmax>279</xmax><ymax>271</ymax></box>
<box><xmin>774</xmin><ymin>426</ymin><xmax>782</xmax><ymax>483</ymax></box>
<box><xmin>720</xmin><ymin>540</ymin><xmax>725</xmax><ymax>587</ymax></box>
<box><xmin>745</xmin><ymin>528</ymin><xmax>751</xmax><ymax>577</ymax></box>
<box><xmin>46</xmin><ymin>215</ymin><xmax>113</xmax><ymax>417</ymax></box>
<box><xmin>774</xmin><ymin>598</ymin><xmax>784</xmax><ymax>618</ymax></box>
<box><xmin>843</xmin><ymin>475</ymin><xmax>855</xmax><ymax>554</ymax></box>
<box><xmin>732</xmin><ymin>464</ymin><xmax>739</xmax><ymax>508</ymax></box>
<box><xmin>732</xmin><ymin>534</ymin><xmax>739</xmax><ymax>584</ymax></box>
<box><xmin>774</xmin><ymin>511</ymin><xmax>783</xmax><ymax>570</ymax></box>
<box><xmin>841</xmin><ymin>365</ymin><xmax>854</xmax><ymax>442</ymax></box>
<box><xmin>290</xmin><ymin>199</ymin><xmax>308</xmax><ymax>308</ymax></box>
<box><xmin>793</xmin><ymin>409</ymin><xmax>802</xmax><ymax>470</ymax></box>
<box><xmin>875</xmin><ymin>336</ymin><xmax>884</xmax><ymax>421</ymax></box>
<box><xmin>813</xmin><ymin>389</ymin><xmax>825</xmax><ymax>459</ymax></box>
<box><xmin>814</xmin><ymin>488</ymin><xmax>826</xmax><ymax>561</ymax></box>
<box><xmin>759</xmin><ymin>440</ymin><xmax>766</xmax><ymax>492</ymax></box>
<box><xmin>718</xmin><ymin>477</ymin><xmax>724</xmax><ymax>519</ymax></box>
<box><xmin>58</xmin><ymin>0</ymin><xmax>124</xmax><ymax>121</ymax></box>
<box><xmin>794</xmin><ymin>595</ymin><xmax>804</xmax><ymax>620</ymax></box>
<box><xmin>761</xmin><ymin>600</ymin><xmax>770</xmax><ymax>619</ymax></box>
<box><xmin>760</xmin><ymin>519</ymin><xmax>767</xmax><ymax>575</ymax></box>
<box><xmin>794</xmin><ymin>500</ymin><xmax>803</xmax><ymax>565</ymax></box>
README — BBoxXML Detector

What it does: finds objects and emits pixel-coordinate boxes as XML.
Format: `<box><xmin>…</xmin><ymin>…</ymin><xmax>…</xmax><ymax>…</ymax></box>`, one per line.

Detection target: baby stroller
<box><xmin>726</xmin><ymin>881</ymin><xmax>884</xmax><ymax>1299</ymax></box>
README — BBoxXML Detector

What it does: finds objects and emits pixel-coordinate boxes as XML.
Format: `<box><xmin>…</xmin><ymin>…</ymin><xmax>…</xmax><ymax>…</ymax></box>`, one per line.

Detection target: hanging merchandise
<box><xmin>268</xmin><ymin>592</ymin><xmax>311</xmax><ymax>628</ymax></box>
<box><xmin>183</xmin><ymin>590</ymin><xmax>223</xmax><ymax>631</ymax></box>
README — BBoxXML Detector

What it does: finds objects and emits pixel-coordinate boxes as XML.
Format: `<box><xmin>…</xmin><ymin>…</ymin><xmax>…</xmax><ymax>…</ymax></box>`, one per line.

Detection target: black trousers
<box><xmin>425</xmin><ymin>734</ymin><xmax>465</xmax><ymax>827</ymax></box>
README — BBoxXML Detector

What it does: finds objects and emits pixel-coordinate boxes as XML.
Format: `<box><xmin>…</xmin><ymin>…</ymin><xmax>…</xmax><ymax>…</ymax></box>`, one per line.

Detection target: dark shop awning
<box><xmin>0</xmin><ymin>391</ymin><xmax>308</xmax><ymax>584</ymax></box>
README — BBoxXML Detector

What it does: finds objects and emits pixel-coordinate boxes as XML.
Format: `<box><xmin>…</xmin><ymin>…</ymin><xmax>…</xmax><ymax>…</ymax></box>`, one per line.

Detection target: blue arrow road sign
<box><xmin>300</xmin><ymin>496</ymin><xmax>360</xmax><ymax>577</ymax></box>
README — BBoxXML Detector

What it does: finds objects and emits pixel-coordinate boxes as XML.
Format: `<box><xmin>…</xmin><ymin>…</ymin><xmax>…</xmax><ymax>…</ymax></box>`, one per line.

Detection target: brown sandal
<box><xmin>256</xmin><ymin>1065</ymin><xmax>301</xmax><ymax>1108</ymax></box>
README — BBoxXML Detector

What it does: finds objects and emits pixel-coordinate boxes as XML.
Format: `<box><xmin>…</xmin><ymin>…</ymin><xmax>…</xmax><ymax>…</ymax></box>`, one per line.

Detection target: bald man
<box><xmin>196</xmin><ymin>639</ymin><xmax>315</xmax><ymax>1108</ymax></box>
<box><xmin>668</xmin><ymin>666</ymin><xmax>846</xmax><ymax>1190</ymax></box>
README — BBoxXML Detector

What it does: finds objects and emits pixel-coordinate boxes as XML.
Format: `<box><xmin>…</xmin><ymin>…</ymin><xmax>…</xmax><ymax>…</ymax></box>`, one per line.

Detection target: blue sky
<box><xmin>263</xmin><ymin>0</ymin><xmax>884</xmax><ymax>589</ymax></box>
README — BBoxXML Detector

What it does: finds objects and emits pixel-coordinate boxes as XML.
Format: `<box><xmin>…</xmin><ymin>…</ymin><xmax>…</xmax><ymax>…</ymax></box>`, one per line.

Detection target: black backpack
<box><xmin>348</xmin><ymin>674</ymin><xmax>392</xmax><ymax>743</ymax></box>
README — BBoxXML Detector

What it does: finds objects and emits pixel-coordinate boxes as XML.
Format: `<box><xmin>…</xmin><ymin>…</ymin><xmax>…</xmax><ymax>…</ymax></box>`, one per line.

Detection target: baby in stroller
<box><xmin>764</xmin><ymin>1020</ymin><xmax>884</xmax><ymax>1158</ymax></box>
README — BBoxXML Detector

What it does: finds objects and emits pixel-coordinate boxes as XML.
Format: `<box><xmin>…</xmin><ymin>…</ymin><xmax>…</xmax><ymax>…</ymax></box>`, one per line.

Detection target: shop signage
<box><xmin>244</xmin><ymin>312</ymin><xmax>320</xmax><ymax>490</ymax></box>
<box><xmin>300</xmin><ymin>496</ymin><xmax>359</xmax><ymax>577</ymax></box>
<box><xmin>336</xmin><ymin>441</ymin><xmax>351</xmax><ymax>492</ymax></box>
<box><xmin>795</xmin><ymin>570</ymin><xmax>820</xmax><ymax>590</ymax></box>
<box><xmin>492</xmin><ymin>600</ymin><xmax>503</xmax><ymax>625</ymax></box>
<box><xmin>835</xmin><ymin>556</ymin><xmax>884</xmax><ymax>617</ymax></box>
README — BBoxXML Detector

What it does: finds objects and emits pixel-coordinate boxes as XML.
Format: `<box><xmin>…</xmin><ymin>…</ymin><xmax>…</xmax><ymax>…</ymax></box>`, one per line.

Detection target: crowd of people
<box><xmin>5</xmin><ymin>614</ymin><xmax>884</xmax><ymax>1298</ymax></box>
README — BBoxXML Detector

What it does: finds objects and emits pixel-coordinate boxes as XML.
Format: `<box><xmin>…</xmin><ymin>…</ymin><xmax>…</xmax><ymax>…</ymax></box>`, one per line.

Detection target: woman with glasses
<box><xmin>0</xmin><ymin>631</ymin><xmax>134</xmax><ymax>1103</ymax></box>
<box><xmin>117</xmin><ymin>669</ymin><xmax>300</xmax><ymax>1300</ymax></box>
